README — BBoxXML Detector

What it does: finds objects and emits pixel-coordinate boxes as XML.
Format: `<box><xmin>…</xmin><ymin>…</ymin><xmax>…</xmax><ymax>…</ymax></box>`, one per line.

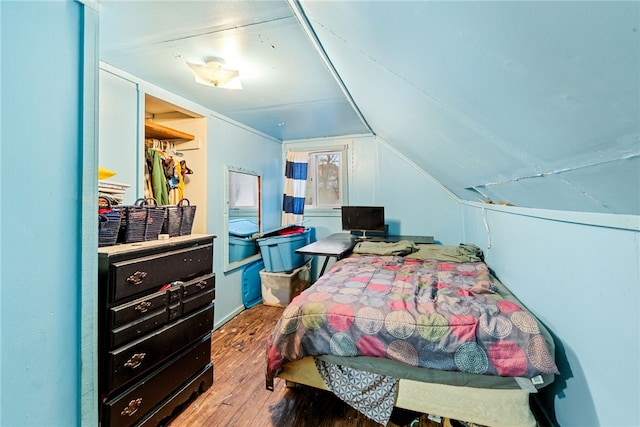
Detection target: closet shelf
<box><xmin>145</xmin><ymin>120</ymin><xmax>194</xmax><ymax>141</ymax></box>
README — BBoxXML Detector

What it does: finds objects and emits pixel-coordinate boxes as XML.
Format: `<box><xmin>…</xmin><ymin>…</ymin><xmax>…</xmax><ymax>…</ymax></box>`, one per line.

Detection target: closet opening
<box><xmin>144</xmin><ymin>94</ymin><xmax>208</xmax><ymax>234</ymax></box>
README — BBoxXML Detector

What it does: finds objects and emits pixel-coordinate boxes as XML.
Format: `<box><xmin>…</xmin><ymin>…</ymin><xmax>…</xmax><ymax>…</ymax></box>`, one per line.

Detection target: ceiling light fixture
<box><xmin>185</xmin><ymin>57</ymin><xmax>243</xmax><ymax>90</ymax></box>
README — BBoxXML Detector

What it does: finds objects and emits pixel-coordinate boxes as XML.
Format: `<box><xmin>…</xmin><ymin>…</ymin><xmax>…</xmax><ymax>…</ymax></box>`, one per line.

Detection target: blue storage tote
<box><xmin>228</xmin><ymin>218</ymin><xmax>258</xmax><ymax>237</ymax></box>
<box><xmin>242</xmin><ymin>259</ymin><xmax>264</xmax><ymax>308</ymax></box>
<box><xmin>228</xmin><ymin>218</ymin><xmax>259</xmax><ymax>263</ymax></box>
<box><xmin>257</xmin><ymin>228</ymin><xmax>311</xmax><ymax>273</ymax></box>
<box><xmin>229</xmin><ymin>236</ymin><xmax>258</xmax><ymax>263</ymax></box>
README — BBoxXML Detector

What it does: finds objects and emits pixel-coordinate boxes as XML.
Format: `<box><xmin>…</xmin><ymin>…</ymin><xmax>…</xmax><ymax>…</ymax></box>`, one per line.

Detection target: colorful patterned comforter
<box><xmin>267</xmin><ymin>254</ymin><xmax>558</xmax><ymax>381</ymax></box>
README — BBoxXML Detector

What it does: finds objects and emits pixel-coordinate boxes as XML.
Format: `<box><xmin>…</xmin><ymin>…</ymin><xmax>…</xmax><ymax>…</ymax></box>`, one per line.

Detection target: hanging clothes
<box><xmin>151</xmin><ymin>149</ymin><xmax>169</xmax><ymax>205</ymax></box>
<box><xmin>144</xmin><ymin>146</ymin><xmax>154</xmax><ymax>199</ymax></box>
<box><xmin>180</xmin><ymin>160</ymin><xmax>194</xmax><ymax>176</ymax></box>
<box><xmin>175</xmin><ymin>160</ymin><xmax>185</xmax><ymax>201</ymax></box>
<box><xmin>144</xmin><ymin>169</ymin><xmax>153</xmax><ymax>200</ymax></box>
<box><xmin>145</xmin><ymin>139</ymin><xmax>192</xmax><ymax>205</ymax></box>
<box><xmin>168</xmin><ymin>161</ymin><xmax>183</xmax><ymax>205</ymax></box>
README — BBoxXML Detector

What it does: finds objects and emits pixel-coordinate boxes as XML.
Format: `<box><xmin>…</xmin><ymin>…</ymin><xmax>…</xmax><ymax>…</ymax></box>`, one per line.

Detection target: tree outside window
<box><xmin>305</xmin><ymin>151</ymin><xmax>342</xmax><ymax>208</ymax></box>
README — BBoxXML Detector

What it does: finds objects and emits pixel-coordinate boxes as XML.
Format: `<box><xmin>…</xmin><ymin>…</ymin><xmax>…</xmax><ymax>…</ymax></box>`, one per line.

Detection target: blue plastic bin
<box><xmin>229</xmin><ymin>236</ymin><xmax>258</xmax><ymax>263</ymax></box>
<box><xmin>257</xmin><ymin>228</ymin><xmax>311</xmax><ymax>273</ymax></box>
<box><xmin>228</xmin><ymin>218</ymin><xmax>259</xmax><ymax>237</ymax></box>
<box><xmin>228</xmin><ymin>218</ymin><xmax>259</xmax><ymax>263</ymax></box>
<box><xmin>242</xmin><ymin>259</ymin><xmax>264</xmax><ymax>308</ymax></box>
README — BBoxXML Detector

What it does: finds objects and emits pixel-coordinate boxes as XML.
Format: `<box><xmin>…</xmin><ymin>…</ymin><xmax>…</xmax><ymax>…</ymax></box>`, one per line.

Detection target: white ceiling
<box><xmin>99</xmin><ymin>1</ymin><xmax>640</xmax><ymax>215</ymax></box>
<box><xmin>99</xmin><ymin>0</ymin><xmax>369</xmax><ymax>140</ymax></box>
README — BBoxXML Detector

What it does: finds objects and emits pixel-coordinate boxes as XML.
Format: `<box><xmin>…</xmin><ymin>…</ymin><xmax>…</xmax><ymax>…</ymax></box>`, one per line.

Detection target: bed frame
<box><xmin>277</xmin><ymin>357</ymin><xmax>539</xmax><ymax>427</ymax></box>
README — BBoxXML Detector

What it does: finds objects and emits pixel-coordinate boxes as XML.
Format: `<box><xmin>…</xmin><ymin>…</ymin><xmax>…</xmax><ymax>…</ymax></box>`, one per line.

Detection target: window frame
<box><xmin>306</xmin><ymin>150</ymin><xmax>344</xmax><ymax>208</ymax></box>
<box><xmin>284</xmin><ymin>142</ymin><xmax>349</xmax><ymax>216</ymax></box>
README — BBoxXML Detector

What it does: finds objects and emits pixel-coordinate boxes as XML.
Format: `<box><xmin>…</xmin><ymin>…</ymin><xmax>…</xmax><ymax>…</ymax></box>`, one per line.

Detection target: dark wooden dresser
<box><xmin>98</xmin><ymin>234</ymin><xmax>216</xmax><ymax>426</ymax></box>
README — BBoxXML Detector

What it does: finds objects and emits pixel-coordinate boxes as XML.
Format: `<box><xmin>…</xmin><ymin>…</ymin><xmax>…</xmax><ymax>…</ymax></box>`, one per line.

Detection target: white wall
<box><xmin>462</xmin><ymin>204</ymin><xmax>640</xmax><ymax>426</ymax></box>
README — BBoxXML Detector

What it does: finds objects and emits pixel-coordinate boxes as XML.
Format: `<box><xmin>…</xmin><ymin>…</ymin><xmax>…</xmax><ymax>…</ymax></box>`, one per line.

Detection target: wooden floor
<box><xmin>167</xmin><ymin>303</ymin><xmax>459</xmax><ymax>427</ymax></box>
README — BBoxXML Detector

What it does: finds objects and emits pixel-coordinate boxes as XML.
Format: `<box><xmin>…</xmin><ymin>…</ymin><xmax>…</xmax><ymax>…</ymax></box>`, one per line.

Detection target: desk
<box><xmin>296</xmin><ymin>233</ymin><xmax>435</xmax><ymax>277</ymax></box>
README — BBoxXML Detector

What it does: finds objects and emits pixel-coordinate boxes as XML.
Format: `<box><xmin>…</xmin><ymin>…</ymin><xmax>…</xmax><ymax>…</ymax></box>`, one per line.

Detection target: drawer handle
<box><xmin>184</xmin><ymin>280</ymin><xmax>207</xmax><ymax>297</ymax></box>
<box><xmin>124</xmin><ymin>353</ymin><xmax>146</xmax><ymax>369</ymax></box>
<box><xmin>134</xmin><ymin>301</ymin><xmax>152</xmax><ymax>313</ymax></box>
<box><xmin>126</xmin><ymin>271</ymin><xmax>148</xmax><ymax>285</ymax></box>
<box><xmin>121</xmin><ymin>398</ymin><xmax>143</xmax><ymax>417</ymax></box>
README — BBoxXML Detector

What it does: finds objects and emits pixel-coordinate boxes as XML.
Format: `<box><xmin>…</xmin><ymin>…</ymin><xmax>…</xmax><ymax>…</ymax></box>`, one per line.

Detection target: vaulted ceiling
<box><xmin>99</xmin><ymin>1</ymin><xmax>640</xmax><ymax>215</ymax></box>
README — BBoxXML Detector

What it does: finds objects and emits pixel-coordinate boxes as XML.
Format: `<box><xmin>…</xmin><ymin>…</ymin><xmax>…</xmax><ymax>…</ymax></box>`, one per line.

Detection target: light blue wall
<box><xmin>1</xmin><ymin>1</ymin><xmax>89</xmax><ymax>425</ymax></box>
<box><xmin>98</xmin><ymin>69</ymin><xmax>139</xmax><ymax>205</ymax></box>
<box><xmin>360</xmin><ymin>135</ymin><xmax>463</xmax><ymax>242</ymax></box>
<box><xmin>286</xmin><ymin>135</ymin><xmax>463</xmax><ymax>242</ymax></box>
<box><xmin>98</xmin><ymin>64</ymin><xmax>283</xmax><ymax>329</ymax></box>
<box><xmin>205</xmin><ymin>114</ymin><xmax>283</xmax><ymax>327</ymax></box>
<box><xmin>372</xmin><ymin>137</ymin><xmax>463</xmax><ymax>242</ymax></box>
<box><xmin>289</xmin><ymin>134</ymin><xmax>640</xmax><ymax>426</ymax></box>
<box><xmin>462</xmin><ymin>204</ymin><xmax>640</xmax><ymax>426</ymax></box>
<box><xmin>284</xmin><ymin>135</ymin><xmax>464</xmax><ymax>278</ymax></box>
<box><xmin>1</xmin><ymin>2</ymin><xmax>281</xmax><ymax>423</ymax></box>
<box><xmin>2</xmin><ymin>2</ymin><xmax>638</xmax><ymax>426</ymax></box>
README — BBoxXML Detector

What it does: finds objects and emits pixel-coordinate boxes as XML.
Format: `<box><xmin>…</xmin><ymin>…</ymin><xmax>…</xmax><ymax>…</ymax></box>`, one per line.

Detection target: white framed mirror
<box><xmin>223</xmin><ymin>165</ymin><xmax>262</xmax><ymax>272</ymax></box>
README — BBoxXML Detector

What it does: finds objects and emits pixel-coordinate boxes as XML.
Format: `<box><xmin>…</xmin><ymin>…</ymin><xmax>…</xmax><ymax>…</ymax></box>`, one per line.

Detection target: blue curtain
<box><xmin>282</xmin><ymin>151</ymin><xmax>308</xmax><ymax>225</ymax></box>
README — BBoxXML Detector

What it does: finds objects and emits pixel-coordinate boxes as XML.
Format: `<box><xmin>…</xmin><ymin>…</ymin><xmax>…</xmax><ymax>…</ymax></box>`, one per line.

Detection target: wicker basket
<box><xmin>98</xmin><ymin>197</ymin><xmax>121</xmax><ymax>247</ymax></box>
<box><xmin>117</xmin><ymin>198</ymin><xmax>166</xmax><ymax>243</ymax></box>
<box><xmin>162</xmin><ymin>198</ymin><xmax>197</xmax><ymax>237</ymax></box>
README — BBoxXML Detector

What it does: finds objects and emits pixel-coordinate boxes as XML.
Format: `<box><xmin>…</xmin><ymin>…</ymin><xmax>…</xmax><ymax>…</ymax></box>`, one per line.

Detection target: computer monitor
<box><xmin>341</xmin><ymin>206</ymin><xmax>385</xmax><ymax>238</ymax></box>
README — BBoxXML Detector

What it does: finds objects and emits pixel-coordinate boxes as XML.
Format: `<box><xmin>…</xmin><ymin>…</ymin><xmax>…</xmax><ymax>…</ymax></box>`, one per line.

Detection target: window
<box><xmin>285</xmin><ymin>141</ymin><xmax>349</xmax><ymax>212</ymax></box>
<box><xmin>305</xmin><ymin>149</ymin><xmax>346</xmax><ymax>209</ymax></box>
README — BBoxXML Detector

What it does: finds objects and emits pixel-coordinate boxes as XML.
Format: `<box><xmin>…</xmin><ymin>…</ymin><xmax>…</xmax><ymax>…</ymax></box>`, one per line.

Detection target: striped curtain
<box><xmin>282</xmin><ymin>151</ymin><xmax>308</xmax><ymax>225</ymax></box>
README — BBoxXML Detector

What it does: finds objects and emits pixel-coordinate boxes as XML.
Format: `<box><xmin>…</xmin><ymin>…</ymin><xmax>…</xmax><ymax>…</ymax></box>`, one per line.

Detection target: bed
<box><xmin>265</xmin><ymin>241</ymin><xmax>558</xmax><ymax>426</ymax></box>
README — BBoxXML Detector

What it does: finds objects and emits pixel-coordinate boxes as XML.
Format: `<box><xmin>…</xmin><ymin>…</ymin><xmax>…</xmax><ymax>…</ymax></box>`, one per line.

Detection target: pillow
<box><xmin>406</xmin><ymin>243</ymin><xmax>483</xmax><ymax>262</ymax></box>
<box><xmin>352</xmin><ymin>240</ymin><xmax>418</xmax><ymax>256</ymax></box>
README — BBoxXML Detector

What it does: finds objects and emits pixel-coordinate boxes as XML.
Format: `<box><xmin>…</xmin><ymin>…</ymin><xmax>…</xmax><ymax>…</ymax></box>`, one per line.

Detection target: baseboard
<box><xmin>213</xmin><ymin>304</ymin><xmax>245</xmax><ymax>331</ymax></box>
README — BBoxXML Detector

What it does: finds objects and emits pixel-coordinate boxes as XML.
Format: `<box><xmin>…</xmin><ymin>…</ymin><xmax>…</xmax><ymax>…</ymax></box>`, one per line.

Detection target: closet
<box><xmin>143</xmin><ymin>94</ymin><xmax>208</xmax><ymax>234</ymax></box>
<box><xmin>99</xmin><ymin>72</ymin><xmax>208</xmax><ymax>234</ymax></box>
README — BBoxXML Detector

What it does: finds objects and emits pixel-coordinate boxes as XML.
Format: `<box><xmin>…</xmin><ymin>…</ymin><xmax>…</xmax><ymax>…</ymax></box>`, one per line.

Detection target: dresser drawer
<box><xmin>110</xmin><ymin>291</ymin><xmax>168</xmax><ymax>330</ymax></box>
<box><xmin>107</xmin><ymin>303</ymin><xmax>214</xmax><ymax>393</ymax></box>
<box><xmin>110</xmin><ymin>309</ymin><xmax>167</xmax><ymax>349</ymax></box>
<box><xmin>137</xmin><ymin>363</ymin><xmax>214</xmax><ymax>427</ymax></box>
<box><xmin>103</xmin><ymin>335</ymin><xmax>212</xmax><ymax>427</ymax></box>
<box><xmin>108</xmin><ymin>273</ymin><xmax>214</xmax><ymax>347</ymax></box>
<box><xmin>183</xmin><ymin>289</ymin><xmax>215</xmax><ymax>317</ymax></box>
<box><xmin>98</xmin><ymin>235</ymin><xmax>216</xmax><ymax>426</ymax></box>
<box><xmin>182</xmin><ymin>273</ymin><xmax>215</xmax><ymax>299</ymax></box>
<box><xmin>182</xmin><ymin>273</ymin><xmax>215</xmax><ymax>315</ymax></box>
<box><xmin>109</xmin><ymin>244</ymin><xmax>213</xmax><ymax>303</ymax></box>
